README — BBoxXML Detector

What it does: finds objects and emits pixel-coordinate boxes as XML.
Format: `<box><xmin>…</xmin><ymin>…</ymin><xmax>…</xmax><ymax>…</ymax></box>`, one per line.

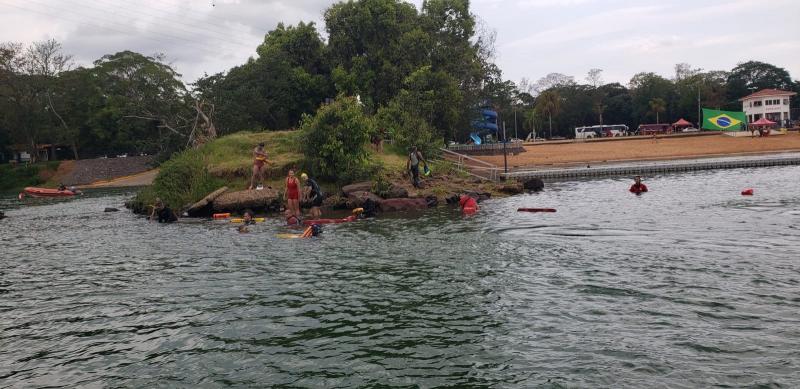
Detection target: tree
<box><xmin>629</xmin><ymin>72</ymin><xmax>675</xmax><ymax>124</ymax></box>
<box><xmin>586</xmin><ymin>68</ymin><xmax>603</xmax><ymax>88</ymax></box>
<box><xmin>533</xmin><ymin>73</ymin><xmax>575</xmax><ymax>95</ymax></box>
<box><xmin>649</xmin><ymin>98</ymin><xmax>666</xmax><ymax>124</ymax></box>
<box><xmin>300</xmin><ymin>95</ymin><xmax>375</xmax><ymax>183</ymax></box>
<box><xmin>535</xmin><ymin>90</ymin><xmax>561</xmax><ymax>138</ymax></box>
<box><xmin>727</xmin><ymin>60</ymin><xmax>792</xmax><ymax>101</ymax></box>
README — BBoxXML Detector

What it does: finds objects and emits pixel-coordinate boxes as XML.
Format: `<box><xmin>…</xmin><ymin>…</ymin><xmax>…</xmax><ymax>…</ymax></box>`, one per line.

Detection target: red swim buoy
<box><xmin>741</xmin><ymin>188</ymin><xmax>754</xmax><ymax>196</ymax></box>
<box><xmin>517</xmin><ymin>208</ymin><xmax>557</xmax><ymax>213</ymax></box>
<box><xmin>212</xmin><ymin>212</ymin><xmax>231</xmax><ymax>219</ymax></box>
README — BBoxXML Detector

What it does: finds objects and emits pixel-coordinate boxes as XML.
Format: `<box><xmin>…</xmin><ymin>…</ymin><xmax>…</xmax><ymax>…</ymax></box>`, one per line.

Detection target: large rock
<box><xmin>342</xmin><ymin>181</ymin><xmax>374</xmax><ymax>195</ymax></box>
<box><xmin>322</xmin><ymin>194</ymin><xmax>349</xmax><ymax>210</ymax></box>
<box><xmin>212</xmin><ymin>188</ymin><xmax>280</xmax><ymax>212</ymax></box>
<box><xmin>385</xmin><ymin>184</ymin><xmax>409</xmax><ymax>199</ymax></box>
<box><xmin>187</xmin><ymin>186</ymin><xmax>228</xmax><ymax>216</ymax></box>
<box><xmin>522</xmin><ymin>178</ymin><xmax>545</xmax><ymax>192</ymax></box>
<box><xmin>379</xmin><ymin>198</ymin><xmax>430</xmax><ymax>212</ymax></box>
<box><xmin>464</xmin><ymin>191</ymin><xmax>491</xmax><ymax>202</ymax></box>
<box><xmin>499</xmin><ymin>182</ymin><xmax>523</xmax><ymax>195</ymax></box>
<box><xmin>347</xmin><ymin>191</ymin><xmax>383</xmax><ymax>208</ymax></box>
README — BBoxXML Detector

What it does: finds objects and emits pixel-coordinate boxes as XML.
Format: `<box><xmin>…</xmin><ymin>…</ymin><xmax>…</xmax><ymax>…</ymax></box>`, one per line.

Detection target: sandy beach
<box><xmin>475</xmin><ymin>133</ymin><xmax>800</xmax><ymax>168</ymax></box>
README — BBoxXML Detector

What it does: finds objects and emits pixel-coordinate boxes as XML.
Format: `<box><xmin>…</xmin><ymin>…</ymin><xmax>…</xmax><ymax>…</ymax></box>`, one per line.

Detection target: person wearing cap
<box><xmin>249</xmin><ymin>142</ymin><xmax>269</xmax><ymax>190</ymax></box>
<box><xmin>301</xmin><ymin>173</ymin><xmax>323</xmax><ymax>218</ymax></box>
<box><xmin>629</xmin><ymin>176</ymin><xmax>648</xmax><ymax>194</ymax></box>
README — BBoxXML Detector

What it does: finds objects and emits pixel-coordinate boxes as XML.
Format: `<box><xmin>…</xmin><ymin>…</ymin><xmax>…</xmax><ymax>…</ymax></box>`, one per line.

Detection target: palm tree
<box><xmin>593</xmin><ymin>101</ymin><xmax>606</xmax><ymax>126</ymax></box>
<box><xmin>535</xmin><ymin>90</ymin><xmax>561</xmax><ymax>138</ymax></box>
<box><xmin>649</xmin><ymin>98</ymin><xmax>666</xmax><ymax>124</ymax></box>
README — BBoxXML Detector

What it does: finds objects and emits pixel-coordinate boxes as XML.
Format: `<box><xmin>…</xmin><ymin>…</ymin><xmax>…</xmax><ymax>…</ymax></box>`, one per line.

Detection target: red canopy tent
<box><xmin>673</xmin><ymin>118</ymin><xmax>692</xmax><ymax>127</ymax></box>
<box><xmin>751</xmin><ymin>117</ymin><xmax>776</xmax><ymax>137</ymax></box>
<box><xmin>751</xmin><ymin>117</ymin><xmax>776</xmax><ymax>127</ymax></box>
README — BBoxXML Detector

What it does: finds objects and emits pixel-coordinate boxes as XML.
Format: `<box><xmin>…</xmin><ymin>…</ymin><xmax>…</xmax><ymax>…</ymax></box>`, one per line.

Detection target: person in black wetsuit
<box><xmin>150</xmin><ymin>198</ymin><xmax>178</xmax><ymax>223</ymax></box>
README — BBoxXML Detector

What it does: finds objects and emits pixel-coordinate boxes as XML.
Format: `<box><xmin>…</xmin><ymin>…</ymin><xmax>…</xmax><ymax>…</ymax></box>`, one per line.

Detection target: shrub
<box><xmin>375</xmin><ymin>99</ymin><xmax>442</xmax><ymax>157</ymax></box>
<box><xmin>137</xmin><ymin>149</ymin><xmax>224</xmax><ymax>211</ymax></box>
<box><xmin>299</xmin><ymin>95</ymin><xmax>375</xmax><ymax>183</ymax></box>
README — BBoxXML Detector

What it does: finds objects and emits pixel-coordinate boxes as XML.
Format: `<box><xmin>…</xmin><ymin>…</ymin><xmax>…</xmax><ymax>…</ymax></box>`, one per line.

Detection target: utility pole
<box><xmin>502</xmin><ymin>121</ymin><xmax>508</xmax><ymax>175</ymax></box>
<box><xmin>514</xmin><ymin>109</ymin><xmax>518</xmax><ymax>140</ymax></box>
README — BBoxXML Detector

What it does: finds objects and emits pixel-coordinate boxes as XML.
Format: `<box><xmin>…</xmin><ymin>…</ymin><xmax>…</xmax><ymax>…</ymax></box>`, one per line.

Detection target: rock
<box><xmin>346</xmin><ymin>191</ymin><xmax>383</xmax><ymax>208</ymax></box>
<box><xmin>499</xmin><ymin>182</ymin><xmax>524</xmax><ymax>195</ymax></box>
<box><xmin>0</xmin><ymin>211</ymin><xmax>4</xmax><ymax>219</ymax></box>
<box><xmin>379</xmin><ymin>197</ymin><xmax>430</xmax><ymax>212</ymax></box>
<box><xmin>385</xmin><ymin>184</ymin><xmax>409</xmax><ymax>199</ymax></box>
<box><xmin>322</xmin><ymin>194</ymin><xmax>350</xmax><ymax>210</ymax></box>
<box><xmin>104</xmin><ymin>207</ymin><xmax>119</xmax><ymax>212</ymax></box>
<box><xmin>425</xmin><ymin>196</ymin><xmax>438</xmax><ymax>208</ymax></box>
<box><xmin>464</xmin><ymin>191</ymin><xmax>491</xmax><ymax>202</ymax></box>
<box><xmin>445</xmin><ymin>194</ymin><xmax>461</xmax><ymax>205</ymax></box>
<box><xmin>342</xmin><ymin>181</ymin><xmax>374</xmax><ymax>195</ymax></box>
<box><xmin>187</xmin><ymin>186</ymin><xmax>228</xmax><ymax>216</ymax></box>
<box><xmin>522</xmin><ymin>178</ymin><xmax>545</xmax><ymax>192</ymax></box>
<box><xmin>212</xmin><ymin>188</ymin><xmax>280</xmax><ymax>212</ymax></box>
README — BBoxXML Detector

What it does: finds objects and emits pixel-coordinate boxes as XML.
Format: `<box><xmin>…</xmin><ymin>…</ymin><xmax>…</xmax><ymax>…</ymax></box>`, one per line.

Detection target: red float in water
<box><xmin>22</xmin><ymin>187</ymin><xmax>77</xmax><ymax>197</ymax></box>
<box><xmin>741</xmin><ymin>188</ymin><xmax>754</xmax><ymax>196</ymax></box>
<box><xmin>517</xmin><ymin>208</ymin><xmax>557</xmax><ymax>213</ymax></box>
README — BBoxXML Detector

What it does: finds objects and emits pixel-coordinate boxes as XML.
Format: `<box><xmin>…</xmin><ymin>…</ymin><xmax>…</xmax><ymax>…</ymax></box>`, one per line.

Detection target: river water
<box><xmin>1</xmin><ymin>166</ymin><xmax>799</xmax><ymax>388</ymax></box>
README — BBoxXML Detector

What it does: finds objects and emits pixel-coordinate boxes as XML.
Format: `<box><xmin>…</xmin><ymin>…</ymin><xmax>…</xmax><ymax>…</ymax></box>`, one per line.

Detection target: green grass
<box><xmin>131</xmin><ymin>131</ymin><xmax>304</xmax><ymax>211</ymax></box>
<box><xmin>0</xmin><ymin>161</ymin><xmax>60</xmax><ymax>192</ymax></box>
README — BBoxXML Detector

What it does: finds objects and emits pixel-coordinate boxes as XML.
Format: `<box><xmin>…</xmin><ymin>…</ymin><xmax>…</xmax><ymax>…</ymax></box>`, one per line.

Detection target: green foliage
<box><xmin>144</xmin><ymin>149</ymin><xmax>224</xmax><ymax>210</ymax></box>
<box><xmin>300</xmin><ymin>96</ymin><xmax>375</xmax><ymax>183</ymax></box>
<box><xmin>0</xmin><ymin>161</ymin><xmax>59</xmax><ymax>191</ymax></box>
<box><xmin>727</xmin><ymin>61</ymin><xmax>793</xmax><ymax>102</ymax></box>
<box><xmin>376</xmin><ymin>99</ymin><xmax>440</xmax><ymax>157</ymax></box>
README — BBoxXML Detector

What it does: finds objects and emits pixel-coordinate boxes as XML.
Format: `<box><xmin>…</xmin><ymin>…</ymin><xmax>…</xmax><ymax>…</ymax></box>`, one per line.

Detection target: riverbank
<box><xmin>475</xmin><ymin>132</ymin><xmax>800</xmax><ymax>168</ymax></box>
<box><xmin>126</xmin><ymin>131</ymin><xmax>516</xmax><ymax>217</ymax></box>
<box><xmin>0</xmin><ymin>161</ymin><xmax>60</xmax><ymax>192</ymax></box>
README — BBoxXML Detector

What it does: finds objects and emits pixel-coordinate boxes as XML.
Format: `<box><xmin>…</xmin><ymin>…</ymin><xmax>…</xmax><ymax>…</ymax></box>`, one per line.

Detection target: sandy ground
<box><xmin>78</xmin><ymin>169</ymin><xmax>159</xmax><ymax>188</ymax></box>
<box><xmin>475</xmin><ymin>133</ymin><xmax>800</xmax><ymax>168</ymax></box>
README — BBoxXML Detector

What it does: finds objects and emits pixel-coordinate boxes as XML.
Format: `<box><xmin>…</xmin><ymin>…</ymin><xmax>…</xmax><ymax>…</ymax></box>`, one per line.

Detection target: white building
<box><xmin>739</xmin><ymin>89</ymin><xmax>796</xmax><ymax>124</ymax></box>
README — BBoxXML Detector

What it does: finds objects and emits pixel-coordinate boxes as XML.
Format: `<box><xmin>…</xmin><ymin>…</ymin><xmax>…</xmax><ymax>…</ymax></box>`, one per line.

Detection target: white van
<box><xmin>575</xmin><ymin>127</ymin><xmax>598</xmax><ymax>139</ymax></box>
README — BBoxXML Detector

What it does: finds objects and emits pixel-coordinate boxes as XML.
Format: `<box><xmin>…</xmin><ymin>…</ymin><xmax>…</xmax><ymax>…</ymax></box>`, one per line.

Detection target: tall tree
<box><xmin>535</xmin><ymin>90</ymin><xmax>561</xmax><ymax>138</ymax></box>
<box><xmin>649</xmin><ymin>98</ymin><xmax>666</xmax><ymax>124</ymax></box>
<box><xmin>727</xmin><ymin>60</ymin><xmax>792</xmax><ymax>101</ymax></box>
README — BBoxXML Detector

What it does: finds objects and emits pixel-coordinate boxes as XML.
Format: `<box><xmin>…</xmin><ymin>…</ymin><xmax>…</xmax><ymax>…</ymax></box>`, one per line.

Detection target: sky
<box><xmin>0</xmin><ymin>0</ymin><xmax>798</xmax><ymax>87</ymax></box>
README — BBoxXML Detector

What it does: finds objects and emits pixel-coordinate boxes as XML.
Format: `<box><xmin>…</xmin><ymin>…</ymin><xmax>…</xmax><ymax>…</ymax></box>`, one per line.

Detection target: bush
<box><xmin>299</xmin><ymin>95</ymin><xmax>375</xmax><ymax>183</ymax></box>
<box><xmin>375</xmin><ymin>99</ymin><xmax>442</xmax><ymax>157</ymax></box>
<box><xmin>0</xmin><ymin>162</ymin><xmax>59</xmax><ymax>192</ymax></box>
<box><xmin>133</xmin><ymin>148</ymin><xmax>224</xmax><ymax>211</ymax></box>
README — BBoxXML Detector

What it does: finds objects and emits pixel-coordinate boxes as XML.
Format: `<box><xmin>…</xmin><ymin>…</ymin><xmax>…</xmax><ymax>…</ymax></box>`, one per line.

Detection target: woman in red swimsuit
<box><xmin>284</xmin><ymin>169</ymin><xmax>301</xmax><ymax>218</ymax></box>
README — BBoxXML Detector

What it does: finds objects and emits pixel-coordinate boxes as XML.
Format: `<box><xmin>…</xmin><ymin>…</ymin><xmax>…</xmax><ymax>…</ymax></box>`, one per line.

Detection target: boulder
<box><xmin>212</xmin><ymin>188</ymin><xmax>280</xmax><ymax>212</ymax></box>
<box><xmin>464</xmin><ymin>191</ymin><xmax>491</xmax><ymax>202</ymax></box>
<box><xmin>346</xmin><ymin>191</ymin><xmax>383</xmax><ymax>208</ymax></box>
<box><xmin>379</xmin><ymin>197</ymin><xmax>429</xmax><ymax>212</ymax></box>
<box><xmin>342</xmin><ymin>181</ymin><xmax>374</xmax><ymax>195</ymax></box>
<box><xmin>187</xmin><ymin>186</ymin><xmax>228</xmax><ymax>216</ymax></box>
<box><xmin>499</xmin><ymin>182</ymin><xmax>524</xmax><ymax>195</ymax></box>
<box><xmin>385</xmin><ymin>184</ymin><xmax>409</xmax><ymax>199</ymax></box>
<box><xmin>104</xmin><ymin>207</ymin><xmax>119</xmax><ymax>212</ymax></box>
<box><xmin>522</xmin><ymin>178</ymin><xmax>545</xmax><ymax>192</ymax></box>
<box><xmin>322</xmin><ymin>194</ymin><xmax>350</xmax><ymax>210</ymax></box>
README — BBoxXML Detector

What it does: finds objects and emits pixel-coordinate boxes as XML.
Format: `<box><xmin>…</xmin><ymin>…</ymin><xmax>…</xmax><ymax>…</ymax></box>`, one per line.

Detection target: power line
<box><xmin>11</xmin><ymin>0</ymin><xmax>249</xmax><ymax>53</ymax></box>
<box><xmin>0</xmin><ymin>0</ymin><xmax>243</xmax><ymax>57</ymax></box>
<box><xmin>93</xmin><ymin>0</ymin><xmax>256</xmax><ymax>39</ymax></box>
<box><xmin>79</xmin><ymin>0</ymin><xmax>257</xmax><ymax>50</ymax></box>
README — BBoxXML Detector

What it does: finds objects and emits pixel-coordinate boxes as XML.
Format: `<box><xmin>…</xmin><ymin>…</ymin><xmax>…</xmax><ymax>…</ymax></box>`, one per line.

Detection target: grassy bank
<box><xmin>0</xmin><ymin>161</ymin><xmax>60</xmax><ymax>192</ymax></box>
<box><xmin>129</xmin><ymin>130</ymin><xmax>508</xmax><ymax>215</ymax></box>
<box><xmin>132</xmin><ymin>131</ymin><xmax>304</xmax><ymax>211</ymax></box>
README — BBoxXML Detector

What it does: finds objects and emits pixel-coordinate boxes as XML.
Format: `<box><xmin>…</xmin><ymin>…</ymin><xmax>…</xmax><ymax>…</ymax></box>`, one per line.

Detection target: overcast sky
<box><xmin>1</xmin><ymin>0</ymin><xmax>798</xmax><ymax>86</ymax></box>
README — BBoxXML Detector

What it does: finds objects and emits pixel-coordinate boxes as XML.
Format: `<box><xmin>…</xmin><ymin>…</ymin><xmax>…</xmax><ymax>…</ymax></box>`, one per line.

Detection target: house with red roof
<box><xmin>739</xmin><ymin>89</ymin><xmax>796</xmax><ymax>125</ymax></box>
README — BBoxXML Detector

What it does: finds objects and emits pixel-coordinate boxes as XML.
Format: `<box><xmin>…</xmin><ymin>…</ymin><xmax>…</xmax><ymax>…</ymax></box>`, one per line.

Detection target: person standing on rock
<box><xmin>301</xmin><ymin>173</ymin><xmax>323</xmax><ymax>218</ymax></box>
<box><xmin>406</xmin><ymin>146</ymin><xmax>427</xmax><ymax>188</ymax></box>
<box><xmin>249</xmin><ymin>142</ymin><xmax>269</xmax><ymax>190</ymax></box>
<box><xmin>284</xmin><ymin>169</ymin><xmax>301</xmax><ymax>218</ymax></box>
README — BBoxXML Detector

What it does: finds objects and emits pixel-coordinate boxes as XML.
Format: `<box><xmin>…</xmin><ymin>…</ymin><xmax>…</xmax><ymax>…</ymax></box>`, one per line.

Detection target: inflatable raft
<box><xmin>22</xmin><ymin>187</ymin><xmax>78</xmax><ymax>198</ymax></box>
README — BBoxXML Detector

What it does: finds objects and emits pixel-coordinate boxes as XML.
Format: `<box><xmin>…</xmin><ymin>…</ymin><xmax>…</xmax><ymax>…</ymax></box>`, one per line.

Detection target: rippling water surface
<box><xmin>2</xmin><ymin>166</ymin><xmax>800</xmax><ymax>388</ymax></box>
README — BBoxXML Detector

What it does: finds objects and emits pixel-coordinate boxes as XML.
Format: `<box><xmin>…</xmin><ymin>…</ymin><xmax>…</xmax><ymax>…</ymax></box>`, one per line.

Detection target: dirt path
<box><xmin>78</xmin><ymin>169</ymin><xmax>159</xmax><ymax>188</ymax></box>
<box><xmin>474</xmin><ymin>133</ymin><xmax>800</xmax><ymax>168</ymax></box>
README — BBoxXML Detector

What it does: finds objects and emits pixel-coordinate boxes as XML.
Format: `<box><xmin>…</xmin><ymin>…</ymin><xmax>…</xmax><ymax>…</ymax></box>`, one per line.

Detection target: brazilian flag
<box><xmin>702</xmin><ymin>108</ymin><xmax>747</xmax><ymax>131</ymax></box>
